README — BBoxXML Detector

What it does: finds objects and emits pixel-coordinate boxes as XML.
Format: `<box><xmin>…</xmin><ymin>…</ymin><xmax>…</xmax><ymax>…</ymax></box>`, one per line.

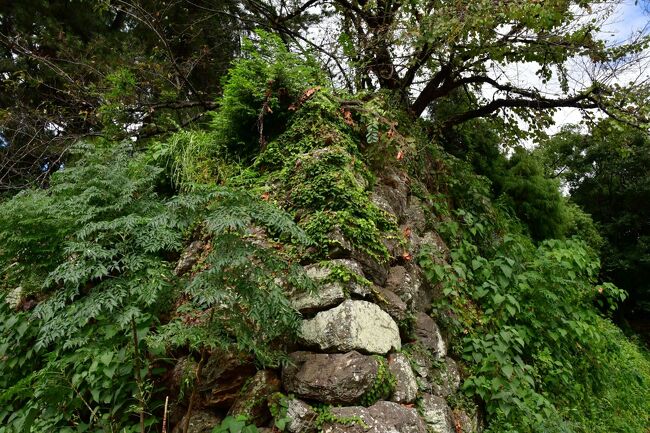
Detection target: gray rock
<box><xmin>351</xmin><ymin>248</ymin><xmax>390</xmax><ymax>286</ymax></box>
<box><xmin>300</xmin><ymin>300</ymin><xmax>401</xmax><ymax>354</ymax></box>
<box><xmin>431</xmin><ymin>357</ymin><xmax>461</xmax><ymax>398</ymax></box>
<box><xmin>328</xmin><ymin>226</ymin><xmax>354</xmax><ymax>258</ymax></box>
<box><xmin>293</xmin><ymin>259</ymin><xmax>373</xmax><ymax>313</ymax></box>
<box><xmin>293</xmin><ymin>264</ymin><xmax>346</xmax><ymax>314</ymax></box>
<box><xmin>330</xmin><ymin>259</ymin><xmax>373</xmax><ymax>297</ymax></box>
<box><xmin>371</xmin><ymin>192</ymin><xmax>397</xmax><ymax>216</ymax></box>
<box><xmin>228</xmin><ymin>370</ymin><xmax>281</xmax><ymax>425</ymax></box>
<box><xmin>291</xmin><ymin>283</ymin><xmax>345</xmax><ymax>315</ymax></box>
<box><xmin>285</xmin><ymin>399</ymin><xmax>318</xmax><ymax>433</ymax></box>
<box><xmin>386</xmin><ymin>265</ymin><xmax>433</xmax><ymax>312</ymax></box>
<box><xmin>402</xmin><ymin>344</ymin><xmax>441</xmax><ymax>394</ymax></box>
<box><xmin>371</xmin><ymin>285</ymin><xmax>408</xmax><ymax>321</ymax></box>
<box><xmin>374</xmin><ymin>169</ymin><xmax>410</xmax><ymax>220</ymax></box>
<box><xmin>172</xmin><ymin>410</ymin><xmax>221</xmax><ymax>433</ymax></box>
<box><xmin>404</xmin><ymin>197</ymin><xmax>427</xmax><ymax>234</ymax></box>
<box><xmin>418</xmin><ymin>394</ymin><xmax>455</xmax><ymax>433</ymax></box>
<box><xmin>413</xmin><ymin>313</ymin><xmax>446</xmax><ymax>359</ymax></box>
<box><xmin>174</xmin><ymin>240</ymin><xmax>204</xmax><ymax>276</ymax></box>
<box><xmin>322</xmin><ymin>401</ymin><xmax>426</xmax><ymax>433</ymax></box>
<box><xmin>282</xmin><ymin>351</ymin><xmax>379</xmax><ymax>404</ymax></box>
<box><xmin>388</xmin><ymin>353</ymin><xmax>418</xmax><ymax>403</ymax></box>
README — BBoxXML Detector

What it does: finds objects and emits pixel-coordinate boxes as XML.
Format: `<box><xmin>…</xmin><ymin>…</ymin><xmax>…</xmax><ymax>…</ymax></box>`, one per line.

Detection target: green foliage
<box><xmin>539</xmin><ymin>121</ymin><xmax>650</xmax><ymax>320</ymax></box>
<box><xmin>0</xmin><ymin>144</ymin><xmax>178</xmax><ymax>431</ymax></box>
<box><xmin>268</xmin><ymin>393</ymin><xmax>291</xmax><ymax>431</ymax></box>
<box><xmin>0</xmin><ymin>0</ymin><xmax>242</xmax><ymax>190</ymax></box>
<box><xmin>147</xmin><ymin>129</ymin><xmax>236</xmax><ymax>192</ymax></box>
<box><xmin>312</xmin><ymin>405</ymin><xmax>368</xmax><ymax>430</ymax></box>
<box><xmin>148</xmin><ymin>186</ymin><xmax>312</xmax><ymax>367</ymax></box>
<box><xmin>498</xmin><ymin>148</ymin><xmax>569</xmax><ymax>241</ymax></box>
<box><xmin>438</xmin><ymin>115</ymin><xmax>572</xmax><ymax>242</ymax></box>
<box><xmin>212</xmin><ymin>415</ymin><xmax>259</xmax><ymax>433</ymax></box>
<box><xmin>0</xmin><ymin>140</ymin><xmax>312</xmax><ymax>430</ymax></box>
<box><xmin>213</xmin><ymin>31</ymin><xmax>326</xmax><ymax>158</ymax></box>
<box><xmin>418</xmin><ymin>175</ymin><xmax>650</xmax><ymax>432</ymax></box>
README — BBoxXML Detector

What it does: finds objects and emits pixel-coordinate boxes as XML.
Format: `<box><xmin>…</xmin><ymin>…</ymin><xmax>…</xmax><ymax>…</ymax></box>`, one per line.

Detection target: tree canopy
<box><xmin>539</xmin><ymin>120</ymin><xmax>650</xmax><ymax>334</ymax></box>
<box><xmin>2</xmin><ymin>0</ymin><xmax>650</xmax><ymax>190</ymax></box>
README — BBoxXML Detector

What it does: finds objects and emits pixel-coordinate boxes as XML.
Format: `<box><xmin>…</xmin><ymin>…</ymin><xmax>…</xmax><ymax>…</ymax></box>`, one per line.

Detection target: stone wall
<box><xmin>172</xmin><ymin>163</ymin><xmax>483</xmax><ymax>433</ymax></box>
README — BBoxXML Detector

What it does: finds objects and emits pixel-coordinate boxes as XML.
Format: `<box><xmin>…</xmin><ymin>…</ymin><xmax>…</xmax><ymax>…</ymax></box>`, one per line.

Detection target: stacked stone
<box><xmin>172</xmin><ymin>168</ymin><xmax>482</xmax><ymax>433</ymax></box>
<box><xmin>273</xmin><ymin>169</ymin><xmax>480</xmax><ymax>433</ymax></box>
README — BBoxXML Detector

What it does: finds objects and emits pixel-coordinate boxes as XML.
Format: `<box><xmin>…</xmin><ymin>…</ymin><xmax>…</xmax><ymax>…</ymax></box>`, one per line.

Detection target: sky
<box><xmin>549</xmin><ymin>0</ymin><xmax>650</xmax><ymax>133</ymax></box>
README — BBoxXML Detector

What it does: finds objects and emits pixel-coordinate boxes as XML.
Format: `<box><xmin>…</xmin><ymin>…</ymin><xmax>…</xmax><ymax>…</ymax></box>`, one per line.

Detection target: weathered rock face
<box><xmin>326</xmin><ymin>229</ymin><xmax>390</xmax><ymax>286</ymax></box>
<box><xmin>172</xmin><ymin>410</ymin><xmax>221</xmax><ymax>433</ymax></box>
<box><xmin>371</xmin><ymin>285</ymin><xmax>408</xmax><ymax>321</ymax></box>
<box><xmin>284</xmin><ymin>399</ymin><xmax>318</xmax><ymax>433</ymax></box>
<box><xmin>199</xmin><ymin>351</ymin><xmax>257</xmax><ymax>408</ymax></box>
<box><xmin>175</xmin><ymin>240</ymin><xmax>205</xmax><ymax>276</ymax></box>
<box><xmin>291</xmin><ymin>263</ymin><xmax>347</xmax><ymax>314</ymax></box>
<box><xmin>402</xmin><ymin>344</ymin><xmax>450</xmax><ymax>396</ymax></box>
<box><xmin>453</xmin><ymin>408</ymin><xmax>483</xmax><ymax>433</ymax></box>
<box><xmin>413</xmin><ymin>312</ymin><xmax>446</xmax><ymax>359</ymax></box>
<box><xmin>419</xmin><ymin>394</ymin><xmax>456</xmax><ymax>433</ymax></box>
<box><xmin>351</xmin><ymin>249</ymin><xmax>390</xmax><ymax>286</ymax></box>
<box><xmin>385</xmin><ymin>265</ymin><xmax>432</xmax><ymax>313</ymax></box>
<box><xmin>388</xmin><ymin>353</ymin><xmax>418</xmax><ymax>404</ymax></box>
<box><xmin>228</xmin><ymin>370</ymin><xmax>281</xmax><ymax>425</ymax></box>
<box><xmin>300</xmin><ymin>300</ymin><xmax>401</xmax><ymax>354</ymax></box>
<box><xmin>373</xmin><ymin>169</ymin><xmax>410</xmax><ymax>221</ymax></box>
<box><xmin>322</xmin><ymin>401</ymin><xmax>427</xmax><ymax>433</ymax></box>
<box><xmin>404</xmin><ymin>196</ymin><xmax>427</xmax><ymax>234</ymax></box>
<box><xmin>171</xmin><ymin>160</ymin><xmax>484</xmax><ymax>433</ymax></box>
<box><xmin>430</xmin><ymin>357</ymin><xmax>461</xmax><ymax>398</ymax></box>
<box><xmin>282</xmin><ymin>351</ymin><xmax>379</xmax><ymax>404</ymax></box>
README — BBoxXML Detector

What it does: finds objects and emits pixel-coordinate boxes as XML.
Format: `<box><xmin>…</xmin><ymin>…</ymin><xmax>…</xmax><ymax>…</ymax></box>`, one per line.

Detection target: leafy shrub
<box><xmin>0</xmin><ymin>141</ymin><xmax>312</xmax><ymax>430</ymax></box>
<box><xmin>419</xmin><ymin>177</ymin><xmax>649</xmax><ymax>432</ymax></box>
<box><xmin>0</xmin><ymin>143</ymin><xmax>179</xmax><ymax>432</ymax></box>
<box><xmin>213</xmin><ymin>31</ymin><xmax>326</xmax><ymax>157</ymax></box>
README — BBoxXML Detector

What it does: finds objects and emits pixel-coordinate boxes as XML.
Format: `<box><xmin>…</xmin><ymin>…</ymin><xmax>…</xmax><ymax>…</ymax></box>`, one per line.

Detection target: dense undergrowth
<box><xmin>1</xmin><ymin>35</ymin><xmax>649</xmax><ymax>433</ymax></box>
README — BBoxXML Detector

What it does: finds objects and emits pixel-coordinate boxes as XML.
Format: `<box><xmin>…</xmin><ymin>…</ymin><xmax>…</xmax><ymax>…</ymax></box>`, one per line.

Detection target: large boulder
<box><xmin>300</xmin><ymin>300</ymin><xmax>401</xmax><ymax>354</ymax></box>
<box><xmin>228</xmin><ymin>370</ymin><xmax>281</xmax><ymax>425</ymax></box>
<box><xmin>418</xmin><ymin>394</ymin><xmax>455</xmax><ymax>433</ymax></box>
<box><xmin>387</xmin><ymin>353</ymin><xmax>418</xmax><ymax>404</ymax></box>
<box><xmin>321</xmin><ymin>401</ymin><xmax>427</xmax><ymax>433</ymax></box>
<box><xmin>282</xmin><ymin>351</ymin><xmax>379</xmax><ymax>404</ymax></box>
